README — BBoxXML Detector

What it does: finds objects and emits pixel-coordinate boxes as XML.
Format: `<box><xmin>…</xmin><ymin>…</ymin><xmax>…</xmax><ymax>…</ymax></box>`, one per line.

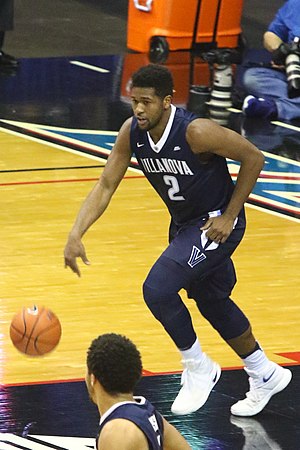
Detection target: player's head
<box><xmin>131</xmin><ymin>64</ymin><xmax>174</xmax><ymax>99</ymax></box>
<box><xmin>86</xmin><ymin>333</ymin><xmax>142</xmax><ymax>399</ymax></box>
<box><xmin>130</xmin><ymin>65</ymin><xmax>174</xmax><ymax>131</ymax></box>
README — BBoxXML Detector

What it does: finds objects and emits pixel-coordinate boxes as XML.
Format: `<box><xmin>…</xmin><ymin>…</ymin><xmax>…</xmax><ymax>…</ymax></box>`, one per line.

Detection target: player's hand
<box><xmin>64</xmin><ymin>235</ymin><xmax>90</xmax><ymax>277</ymax></box>
<box><xmin>200</xmin><ymin>214</ymin><xmax>235</xmax><ymax>244</ymax></box>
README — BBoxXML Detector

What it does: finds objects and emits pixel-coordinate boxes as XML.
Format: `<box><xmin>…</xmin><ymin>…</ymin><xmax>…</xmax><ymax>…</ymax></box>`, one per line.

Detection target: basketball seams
<box><xmin>24</xmin><ymin>306</ymin><xmax>45</xmax><ymax>354</ymax></box>
<box><xmin>10</xmin><ymin>305</ymin><xmax>61</xmax><ymax>356</ymax></box>
<box><xmin>34</xmin><ymin>320</ymin><xmax>61</xmax><ymax>339</ymax></box>
<box><xmin>22</xmin><ymin>307</ymin><xmax>27</xmax><ymax>339</ymax></box>
<box><xmin>33</xmin><ymin>318</ymin><xmax>61</xmax><ymax>355</ymax></box>
<box><xmin>10</xmin><ymin>323</ymin><xmax>26</xmax><ymax>341</ymax></box>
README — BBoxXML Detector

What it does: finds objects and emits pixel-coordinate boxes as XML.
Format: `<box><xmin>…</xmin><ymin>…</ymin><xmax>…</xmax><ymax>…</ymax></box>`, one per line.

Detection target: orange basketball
<box><xmin>10</xmin><ymin>305</ymin><xmax>62</xmax><ymax>356</ymax></box>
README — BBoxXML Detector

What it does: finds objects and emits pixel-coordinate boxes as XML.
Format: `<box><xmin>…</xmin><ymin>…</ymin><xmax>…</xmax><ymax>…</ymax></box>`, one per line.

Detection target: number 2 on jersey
<box><xmin>163</xmin><ymin>175</ymin><xmax>185</xmax><ymax>201</ymax></box>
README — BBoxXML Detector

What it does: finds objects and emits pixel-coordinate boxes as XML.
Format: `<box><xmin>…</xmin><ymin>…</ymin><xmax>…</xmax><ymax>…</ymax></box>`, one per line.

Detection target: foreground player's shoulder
<box><xmin>186</xmin><ymin>118</ymin><xmax>227</xmax><ymax>153</ymax></box>
<box><xmin>99</xmin><ymin>418</ymin><xmax>149</xmax><ymax>450</ymax></box>
<box><xmin>186</xmin><ymin>117</ymin><xmax>264</xmax><ymax>163</ymax></box>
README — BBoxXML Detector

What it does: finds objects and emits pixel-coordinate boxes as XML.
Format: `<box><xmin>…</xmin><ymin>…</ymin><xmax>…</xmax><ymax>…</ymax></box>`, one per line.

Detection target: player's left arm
<box><xmin>186</xmin><ymin>119</ymin><xmax>265</xmax><ymax>243</ymax></box>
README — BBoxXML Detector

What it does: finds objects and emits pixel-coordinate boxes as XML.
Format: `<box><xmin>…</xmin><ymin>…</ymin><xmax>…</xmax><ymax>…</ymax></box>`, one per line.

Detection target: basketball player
<box><xmin>65</xmin><ymin>64</ymin><xmax>292</xmax><ymax>417</ymax></box>
<box><xmin>86</xmin><ymin>333</ymin><xmax>191</xmax><ymax>449</ymax></box>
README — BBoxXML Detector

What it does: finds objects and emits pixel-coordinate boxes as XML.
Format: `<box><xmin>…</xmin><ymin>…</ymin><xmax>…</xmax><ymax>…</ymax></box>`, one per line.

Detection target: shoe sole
<box><xmin>231</xmin><ymin>368</ymin><xmax>292</xmax><ymax>417</ymax></box>
<box><xmin>171</xmin><ymin>363</ymin><xmax>221</xmax><ymax>415</ymax></box>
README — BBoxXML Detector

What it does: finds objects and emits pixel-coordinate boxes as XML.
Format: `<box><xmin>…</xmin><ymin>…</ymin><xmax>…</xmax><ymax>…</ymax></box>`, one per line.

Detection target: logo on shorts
<box><xmin>187</xmin><ymin>245</ymin><xmax>206</xmax><ymax>268</ymax></box>
<box><xmin>187</xmin><ymin>230</ymin><xmax>221</xmax><ymax>268</ymax></box>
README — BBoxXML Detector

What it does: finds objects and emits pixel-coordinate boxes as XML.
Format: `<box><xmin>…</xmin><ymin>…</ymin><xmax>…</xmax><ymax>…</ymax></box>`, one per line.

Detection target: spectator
<box><xmin>242</xmin><ymin>0</ymin><xmax>300</xmax><ymax>121</ymax></box>
<box><xmin>0</xmin><ymin>0</ymin><xmax>18</xmax><ymax>68</ymax></box>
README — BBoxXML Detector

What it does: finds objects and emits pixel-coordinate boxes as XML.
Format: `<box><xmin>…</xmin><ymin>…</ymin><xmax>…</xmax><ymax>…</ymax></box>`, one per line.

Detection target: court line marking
<box><xmin>69</xmin><ymin>60</ymin><xmax>110</xmax><ymax>73</ymax></box>
<box><xmin>2</xmin><ymin>119</ymin><xmax>299</xmax><ymax>168</ymax></box>
<box><xmin>0</xmin><ymin>126</ymin><xmax>141</xmax><ymax>174</ymax></box>
<box><xmin>2</xmin><ymin>361</ymin><xmax>298</xmax><ymax>387</ymax></box>
<box><xmin>0</xmin><ymin>120</ymin><xmax>141</xmax><ymax>168</ymax></box>
<box><xmin>246</xmin><ymin>202</ymin><xmax>299</xmax><ymax>223</ymax></box>
<box><xmin>271</xmin><ymin>120</ymin><xmax>300</xmax><ymax>132</ymax></box>
<box><xmin>0</xmin><ymin>175</ymin><xmax>144</xmax><ymax>187</ymax></box>
<box><xmin>1</xmin><ymin>125</ymin><xmax>298</xmax><ymax>220</ymax></box>
<box><xmin>228</xmin><ymin>107</ymin><xmax>300</xmax><ymax>132</ymax></box>
<box><xmin>0</xmin><ymin>119</ymin><xmax>118</xmax><ymax>134</ymax></box>
<box><xmin>0</xmin><ymin>165</ymin><xmax>104</xmax><ymax>173</ymax></box>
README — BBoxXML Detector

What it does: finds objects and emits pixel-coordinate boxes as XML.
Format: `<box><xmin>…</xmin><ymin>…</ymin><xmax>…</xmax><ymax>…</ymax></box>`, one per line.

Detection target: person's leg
<box><xmin>243</xmin><ymin>67</ymin><xmax>287</xmax><ymax>100</ymax></box>
<box><xmin>143</xmin><ymin>212</ymin><xmax>246</xmax><ymax>415</ymax></box>
<box><xmin>143</xmin><ymin>257</ymin><xmax>196</xmax><ymax>350</ymax></box>
<box><xmin>191</xmin><ymin>262</ymin><xmax>292</xmax><ymax>417</ymax></box>
<box><xmin>143</xmin><ymin>256</ymin><xmax>221</xmax><ymax>415</ymax></box>
<box><xmin>0</xmin><ymin>0</ymin><xmax>18</xmax><ymax>67</ymax></box>
<box><xmin>243</xmin><ymin>67</ymin><xmax>300</xmax><ymax>120</ymax></box>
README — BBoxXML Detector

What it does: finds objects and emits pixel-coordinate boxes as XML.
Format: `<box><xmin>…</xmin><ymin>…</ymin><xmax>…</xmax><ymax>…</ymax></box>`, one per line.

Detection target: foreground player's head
<box><xmin>131</xmin><ymin>64</ymin><xmax>174</xmax><ymax>99</ymax></box>
<box><xmin>130</xmin><ymin>65</ymin><xmax>174</xmax><ymax>131</ymax></box>
<box><xmin>86</xmin><ymin>333</ymin><xmax>142</xmax><ymax>399</ymax></box>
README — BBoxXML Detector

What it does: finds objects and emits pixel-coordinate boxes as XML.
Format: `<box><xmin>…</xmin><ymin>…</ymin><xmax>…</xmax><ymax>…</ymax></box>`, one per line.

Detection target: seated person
<box><xmin>242</xmin><ymin>0</ymin><xmax>300</xmax><ymax>121</ymax></box>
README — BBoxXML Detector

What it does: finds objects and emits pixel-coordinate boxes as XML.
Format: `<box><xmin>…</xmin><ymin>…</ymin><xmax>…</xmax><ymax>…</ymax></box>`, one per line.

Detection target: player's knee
<box><xmin>143</xmin><ymin>281</ymin><xmax>161</xmax><ymax>310</ymax></box>
<box><xmin>143</xmin><ymin>261</ymin><xmax>184</xmax><ymax>305</ymax></box>
<box><xmin>198</xmin><ymin>297</ymin><xmax>250</xmax><ymax>340</ymax></box>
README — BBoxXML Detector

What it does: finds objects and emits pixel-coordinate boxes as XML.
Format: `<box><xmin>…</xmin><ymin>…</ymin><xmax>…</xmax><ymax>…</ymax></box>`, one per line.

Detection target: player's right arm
<box><xmin>162</xmin><ymin>417</ymin><xmax>192</xmax><ymax>449</ymax></box>
<box><xmin>64</xmin><ymin>118</ymin><xmax>133</xmax><ymax>276</ymax></box>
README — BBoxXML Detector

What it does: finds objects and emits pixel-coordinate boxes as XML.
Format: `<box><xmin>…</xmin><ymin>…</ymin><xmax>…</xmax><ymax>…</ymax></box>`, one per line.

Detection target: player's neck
<box><xmin>148</xmin><ymin>107</ymin><xmax>172</xmax><ymax>144</ymax></box>
<box><xmin>98</xmin><ymin>391</ymin><xmax>135</xmax><ymax>416</ymax></box>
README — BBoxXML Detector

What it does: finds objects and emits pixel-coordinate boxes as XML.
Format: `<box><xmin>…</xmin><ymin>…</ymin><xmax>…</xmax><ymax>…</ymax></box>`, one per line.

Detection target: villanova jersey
<box><xmin>96</xmin><ymin>396</ymin><xmax>164</xmax><ymax>449</ymax></box>
<box><xmin>130</xmin><ymin>105</ymin><xmax>235</xmax><ymax>226</ymax></box>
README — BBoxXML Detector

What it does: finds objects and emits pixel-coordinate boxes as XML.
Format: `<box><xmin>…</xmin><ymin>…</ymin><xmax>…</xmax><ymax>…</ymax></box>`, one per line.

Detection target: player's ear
<box><xmin>163</xmin><ymin>95</ymin><xmax>172</xmax><ymax>109</ymax></box>
<box><xmin>90</xmin><ymin>373</ymin><xmax>96</xmax><ymax>386</ymax></box>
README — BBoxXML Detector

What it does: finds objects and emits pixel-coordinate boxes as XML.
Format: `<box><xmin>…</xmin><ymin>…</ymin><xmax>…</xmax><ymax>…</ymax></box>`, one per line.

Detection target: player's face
<box><xmin>131</xmin><ymin>87</ymin><xmax>170</xmax><ymax>131</ymax></box>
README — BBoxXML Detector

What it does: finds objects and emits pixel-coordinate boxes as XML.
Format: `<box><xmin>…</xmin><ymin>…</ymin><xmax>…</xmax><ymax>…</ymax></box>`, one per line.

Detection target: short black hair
<box><xmin>87</xmin><ymin>333</ymin><xmax>142</xmax><ymax>395</ymax></box>
<box><xmin>131</xmin><ymin>64</ymin><xmax>174</xmax><ymax>99</ymax></box>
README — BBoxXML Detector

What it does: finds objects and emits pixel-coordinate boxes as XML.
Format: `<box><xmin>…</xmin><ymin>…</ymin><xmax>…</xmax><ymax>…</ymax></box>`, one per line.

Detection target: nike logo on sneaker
<box><xmin>263</xmin><ymin>369</ymin><xmax>276</xmax><ymax>383</ymax></box>
<box><xmin>137</xmin><ymin>143</ymin><xmax>144</xmax><ymax>147</ymax></box>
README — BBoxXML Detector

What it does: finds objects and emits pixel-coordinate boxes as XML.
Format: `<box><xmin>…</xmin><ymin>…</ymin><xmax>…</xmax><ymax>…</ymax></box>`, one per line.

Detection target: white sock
<box><xmin>179</xmin><ymin>338</ymin><xmax>204</xmax><ymax>362</ymax></box>
<box><xmin>243</xmin><ymin>347</ymin><xmax>274</xmax><ymax>377</ymax></box>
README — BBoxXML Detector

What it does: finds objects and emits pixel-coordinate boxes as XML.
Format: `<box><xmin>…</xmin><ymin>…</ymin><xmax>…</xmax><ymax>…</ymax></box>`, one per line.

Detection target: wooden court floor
<box><xmin>1</xmin><ymin>130</ymin><xmax>299</xmax><ymax>386</ymax></box>
<box><xmin>0</xmin><ymin>52</ymin><xmax>299</xmax><ymax>449</ymax></box>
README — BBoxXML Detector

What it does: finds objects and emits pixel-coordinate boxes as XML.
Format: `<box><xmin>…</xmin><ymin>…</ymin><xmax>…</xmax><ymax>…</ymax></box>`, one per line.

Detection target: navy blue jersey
<box><xmin>96</xmin><ymin>396</ymin><xmax>164</xmax><ymax>449</ymax></box>
<box><xmin>130</xmin><ymin>105</ymin><xmax>235</xmax><ymax>226</ymax></box>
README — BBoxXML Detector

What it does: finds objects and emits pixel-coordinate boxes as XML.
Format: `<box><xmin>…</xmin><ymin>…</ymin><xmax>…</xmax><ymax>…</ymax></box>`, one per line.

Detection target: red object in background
<box><xmin>127</xmin><ymin>0</ymin><xmax>244</xmax><ymax>53</ymax></box>
<box><xmin>120</xmin><ymin>52</ymin><xmax>211</xmax><ymax>107</ymax></box>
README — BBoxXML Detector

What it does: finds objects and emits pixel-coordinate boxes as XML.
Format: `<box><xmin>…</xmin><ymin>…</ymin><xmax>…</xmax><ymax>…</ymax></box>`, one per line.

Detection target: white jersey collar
<box><xmin>147</xmin><ymin>104</ymin><xmax>176</xmax><ymax>153</ymax></box>
<box><xmin>99</xmin><ymin>396</ymin><xmax>146</xmax><ymax>425</ymax></box>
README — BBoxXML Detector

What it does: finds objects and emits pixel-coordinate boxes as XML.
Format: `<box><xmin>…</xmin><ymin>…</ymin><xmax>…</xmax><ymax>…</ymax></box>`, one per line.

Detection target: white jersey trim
<box><xmin>147</xmin><ymin>104</ymin><xmax>176</xmax><ymax>153</ymax></box>
<box><xmin>99</xmin><ymin>396</ymin><xmax>146</xmax><ymax>425</ymax></box>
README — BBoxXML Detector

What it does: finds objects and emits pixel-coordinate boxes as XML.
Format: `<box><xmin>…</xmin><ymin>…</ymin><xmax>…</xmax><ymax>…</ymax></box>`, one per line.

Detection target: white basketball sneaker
<box><xmin>231</xmin><ymin>363</ymin><xmax>292</xmax><ymax>417</ymax></box>
<box><xmin>171</xmin><ymin>353</ymin><xmax>221</xmax><ymax>415</ymax></box>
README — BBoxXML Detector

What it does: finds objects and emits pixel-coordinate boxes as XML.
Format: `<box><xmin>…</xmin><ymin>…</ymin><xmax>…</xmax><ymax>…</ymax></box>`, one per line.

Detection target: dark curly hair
<box><xmin>87</xmin><ymin>333</ymin><xmax>142</xmax><ymax>396</ymax></box>
<box><xmin>131</xmin><ymin>64</ymin><xmax>174</xmax><ymax>99</ymax></box>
